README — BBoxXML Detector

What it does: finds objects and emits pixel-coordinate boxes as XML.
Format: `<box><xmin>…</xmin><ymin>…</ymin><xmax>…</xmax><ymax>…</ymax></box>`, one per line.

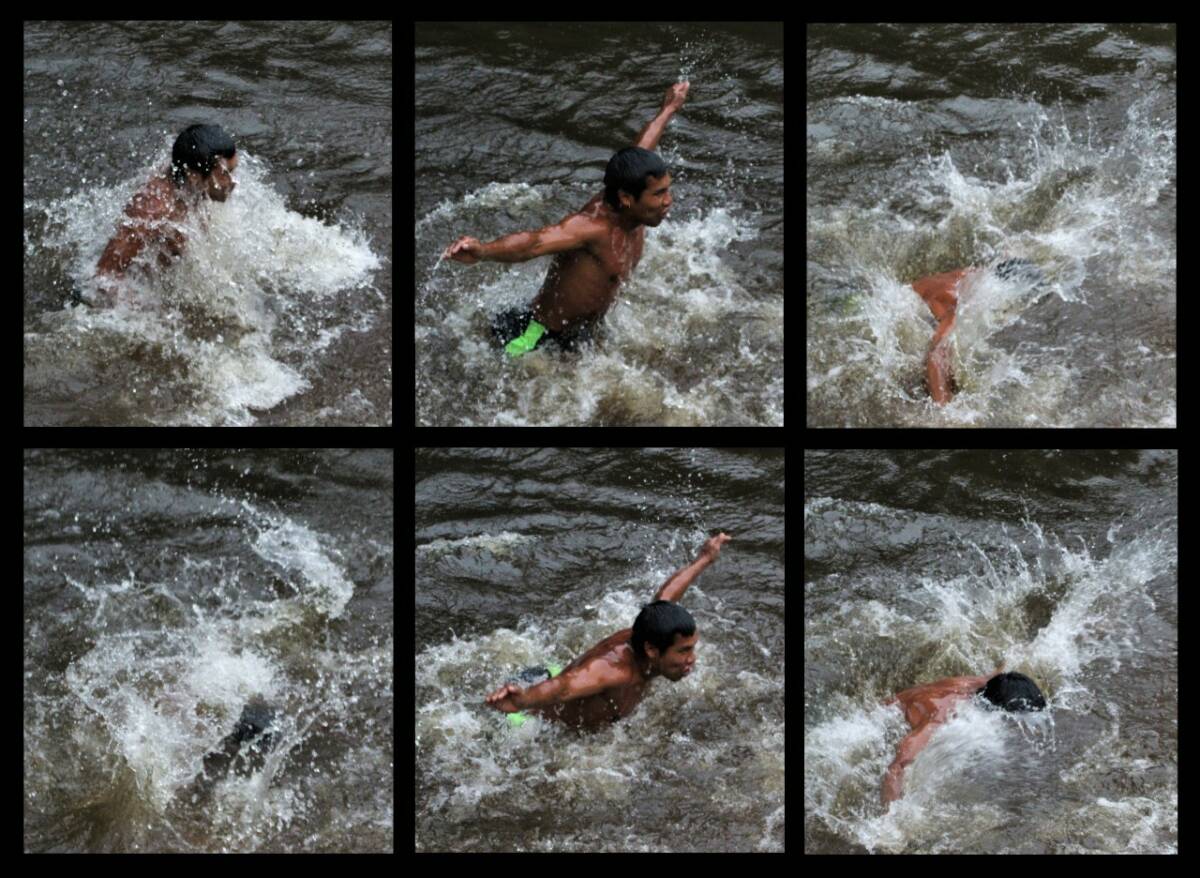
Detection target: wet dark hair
<box><xmin>976</xmin><ymin>671</ymin><xmax>1047</xmax><ymax>712</ymax></box>
<box><xmin>604</xmin><ymin>146</ymin><xmax>668</xmax><ymax>209</ymax></box>
<box><xmin>631</xmin><ymin>600</ymin><xmax>696</xmax><ymax>660</ymax></box>
<box><xmin>171</xmin><ymin>123</ymin><xmax>236</xmax><ymax>187</ymax></box>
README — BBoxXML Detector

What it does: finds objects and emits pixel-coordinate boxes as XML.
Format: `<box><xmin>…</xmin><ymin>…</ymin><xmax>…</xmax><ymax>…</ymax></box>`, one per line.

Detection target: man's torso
<box><xmin>531</xmin><ymin>198</ymin><xmax>645</xmax><ymax>332</ymax></box>
<box><xmin>532</xmin><ymin>629</ymin><xmax>651</xmax><ymax>730</ymax></box>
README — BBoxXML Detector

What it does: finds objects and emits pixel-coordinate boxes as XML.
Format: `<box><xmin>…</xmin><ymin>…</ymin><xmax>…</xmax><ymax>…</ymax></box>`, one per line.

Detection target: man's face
<box><xmin>203</xmin><ymin>153</ymin><xmax>239</xmax><ymax>202</ymax></box>
<box><xmin>624</xmin><ymin>173</ymin><xmax>673</xmax><ymax>226</ymax></box>
<box><xmin>650</xmin><ymin>631</ymin><xmax>698</xmax><ymax>681</ymax></box>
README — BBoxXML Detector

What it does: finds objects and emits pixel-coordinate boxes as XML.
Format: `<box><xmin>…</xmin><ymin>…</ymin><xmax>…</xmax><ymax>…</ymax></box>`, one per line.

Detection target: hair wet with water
<box><xmin>171</xmin><ymin>123</ymin><xmax>236</xmax><ymax>187</ymax></box>
<box><xmin>976</xmin><ymin>671</ymin><xmax>1047</xmax><ymax>712</ymax></box>
<box><xmin>631</xmin><ymin>599</ymin><xmax>696</xmax><ymax>659</ymax></box>
<box><xmin>603</xmin><ymin>146</ymin><xmax>668</xmax><ymax>209</ymax></box>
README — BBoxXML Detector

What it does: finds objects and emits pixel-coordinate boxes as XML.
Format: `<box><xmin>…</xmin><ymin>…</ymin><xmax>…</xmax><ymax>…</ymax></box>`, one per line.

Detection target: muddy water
<box><xmin>804</xmin><ymin>450</ymin><xmax>1177</xmax><ymax>853</ymax></box>
<box><xmin>808</xmin><ymin>24</ymin><xmax>1175</xmax><ymax>426</ymax></box>
<box><xmin>24</xmin><ymin>21</ymin><xmax>392</xmax><ymax>426</ymax></box>
<box><xmin>416</xmin><ymin>23</ymin><xmax>783</xmax><ymax>426</ymax></box>
<box><xmin>23</xmin><ymin>450</ymin><xmax>394</xmax><ymax>853</ymax></box>
<box><xmin>416</xmin><ymin>448</ymin><xmax>785</xmax><ymax>851</ymax></box>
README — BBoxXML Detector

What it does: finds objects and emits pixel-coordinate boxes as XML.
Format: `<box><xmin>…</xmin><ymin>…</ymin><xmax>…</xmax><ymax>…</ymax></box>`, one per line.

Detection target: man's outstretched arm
<box><xmin>882</xmin><ymin>721</ymin><xmax>938</xmax><ymax>806</ymax></box>
<box><xmin>443</xmin><ymin>212</ymin><xmax>602</xmax><ymax>265</ymax></box>
<box><xmin>654</xmin><ymin>532</ymin><xmax>730</xmax><ymax>602</ymax></box>
<box><xmin>634</xmin><ymin>82</ymin><xmax>690</xmax><ymax>151</ymax></box>
<box><xmin>484</xmin><ymin>662</ymin><xmax>626</xmax><ymax>713</ymax></box>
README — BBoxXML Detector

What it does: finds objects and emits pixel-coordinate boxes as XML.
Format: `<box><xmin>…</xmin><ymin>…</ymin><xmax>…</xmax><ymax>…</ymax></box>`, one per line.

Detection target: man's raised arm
<box><xmin>654</xmin><ymin>532</ymin><xmax>730</xmax><ymax>603</ymax></box>
<box><xmin>634</xmin><ymin>82</ymin><xmax>690</xmax><ymax>151</ymax></box>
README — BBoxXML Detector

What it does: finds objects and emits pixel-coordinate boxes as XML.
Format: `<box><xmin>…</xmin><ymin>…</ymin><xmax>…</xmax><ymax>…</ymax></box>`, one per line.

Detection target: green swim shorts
<box><xmin>506</xmin><ymin>663</ymin><xmax>563</xmax><ymax>727</ymax></box>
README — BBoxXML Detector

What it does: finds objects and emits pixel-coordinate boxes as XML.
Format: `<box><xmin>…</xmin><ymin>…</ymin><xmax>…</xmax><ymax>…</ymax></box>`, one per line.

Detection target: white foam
<box><xmin>27</xmin><ymin>150</ymin><xmax>383</xmax><ymax>425</ymax></box>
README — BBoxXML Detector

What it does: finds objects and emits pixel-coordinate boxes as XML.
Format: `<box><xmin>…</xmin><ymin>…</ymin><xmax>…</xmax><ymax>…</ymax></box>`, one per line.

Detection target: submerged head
<box><xmin>232</xmin><ymin>696</ymin><xmax>276</xmax><ymax>744</ymax></box>
<box><xmin>976</xmin><ymin>671</ymin><xmax>1047</xmax><ymax>712</ymax></box>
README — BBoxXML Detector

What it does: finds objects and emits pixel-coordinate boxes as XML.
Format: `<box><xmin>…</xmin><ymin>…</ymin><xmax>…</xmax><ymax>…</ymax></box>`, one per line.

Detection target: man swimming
<box><xmin>89</xmin><ymin>123</ymin><xmax>238</xmax><ymax>306</ymax></box>
<box><xmin>483</xmin><ymin>532</ymin><xmax>729</xmax><ymax>730</ymax></box>
<box><xmin>910</xmin><ymin>259</ymin><xmax>1044</xmax><ymax>404</ymax></box>
<box><xmin>442</xmin><ymin>82</ymin><xmax>689</xmax><ymax>356</ymax></box>
<box><xmin>178</xmin><ymin>696</ymin><xmax>276</xmax><ymax>805</ymax></box>
<box><xmin>881</xmin><ymin>665</ymin><xmax>1046</xmax><ymax>805</ymax></box>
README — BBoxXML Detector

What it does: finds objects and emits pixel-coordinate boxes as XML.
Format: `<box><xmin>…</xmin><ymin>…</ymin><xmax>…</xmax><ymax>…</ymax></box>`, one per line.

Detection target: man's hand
<box><xmin>484</xmin><ymin>683</ymin><xmax>524</xmax><ymax>713</ymax></box>
<box><xmin>700</xmin><ymin>532</ymin><xmax>731</xmax><ymax>561</ymax></box>
<box><xmin>663</xmin><ymin>81</ymin><xmax>690</xmax><ymax>112</ymax></box>
<box><xmin>636</xmin><ymin>82</ymin><xmax>690</xmax><ymax>150</ymax></box>
<box><xmin>443</xmin><ymin>236</ymin><xmax>483</xmax><ymax>265</ymax></box>
<box><xmin>653</xmin><ymin>532</ymin><xmax>731</xmax><ymax>602</ymax></box>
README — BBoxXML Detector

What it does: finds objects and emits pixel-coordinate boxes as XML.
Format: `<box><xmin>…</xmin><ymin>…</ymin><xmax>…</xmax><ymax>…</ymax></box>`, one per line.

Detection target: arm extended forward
<box><xmin>443</xmin><ymin>212</ymin><xmax>601</xmax><ymax>265</ymax></box>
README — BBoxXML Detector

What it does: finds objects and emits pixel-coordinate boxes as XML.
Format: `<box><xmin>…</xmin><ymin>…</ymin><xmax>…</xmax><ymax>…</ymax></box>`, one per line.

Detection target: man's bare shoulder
<box><xmin>887</xmin><ymin>676</ymin><xmax>974</xmax><ymax>709</ymax></box>
<box><xmin>566</xmin><ymin>630</ymin><xmax>641</xmax><ymax>685</ymax></box>
<box><xmin>124</xmin><ymin>175</ymin><xmax>176</xmax><ymax>221</ymax></box>
<box><xmin>561</xmin><ymin>201</ymin><xmax>613</xmax><ymax>237</ymax></box>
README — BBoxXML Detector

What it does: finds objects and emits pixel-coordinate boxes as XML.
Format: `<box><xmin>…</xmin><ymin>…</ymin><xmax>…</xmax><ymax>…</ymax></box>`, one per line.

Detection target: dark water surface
<box><xmin>805</xmin><ymin>450</ymin><xmax>1177</xmax><ymax>853</ymax></box>
<box><xmin>808</xmin><ymin>24</ymin><xmax>1175</xmax><ymax>426</ymax></box>
<box><xmin>24</xmin><ymin>21</ymin><xmax>392</xmax><ymax>425</ymax></box>
<box><xmin>24</xmin><ymin>450</ymin><xmax>394</xmax><ymax>852</ymax></box>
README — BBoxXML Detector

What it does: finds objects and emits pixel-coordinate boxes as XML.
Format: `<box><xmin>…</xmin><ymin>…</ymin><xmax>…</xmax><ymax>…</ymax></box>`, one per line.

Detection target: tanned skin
<box><xmin>880</xmin><ymin>662</ymin><xmax>1006</xmax><ymax>805</ymax></box>
<box><xmin>911</xmin><ymin>268</ymin><xmax>970</xmax><ymax>404</ymax></box>
<box><xmin>93</xmin><ymin>153</ymin><xmax>239</xmax><ymax>306</ymax></box>
<box><xmin>443</xmin><ymin>82</ymin><xmax>689</xmax><ymax>335</ymax></box>
<box><xmin>483</xmin><ymin>532</ymin><xmax>730</xmax><ymax>731</ymax></box>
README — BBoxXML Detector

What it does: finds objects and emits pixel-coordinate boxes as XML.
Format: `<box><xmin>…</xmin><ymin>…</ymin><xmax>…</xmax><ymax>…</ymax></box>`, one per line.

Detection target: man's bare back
<box><xmin>94</xmin><ymin>173</ymin><xmax>191</xmax><ymax>287</ymax></box>
<box><xmin>443</xmin><ymin>82</ymin><xmax>688</xmax><ymax>355</ymax></box>
<box><xmin>881</xmin><ymin>664</ymin><xmax>1004</xmax><ymax>805</ymax></box>
<box><xmin>527</xmin><ymin>192</ymin><xmax>653</xmax><ymax>332</ymax></box>
<box><xmin>483</xmin><ymin>532</ymin><xmax>728</xmax><ymax>731</ymax></box>
<box><xmin>510</xmin><ymin>628</ymin><xmax>677</xmax><ymax>729</ymax></box>
<box><xmin>910</xmin><ymin>259</ymin><xmax>1047</xmax><ymax>404</ymax></box>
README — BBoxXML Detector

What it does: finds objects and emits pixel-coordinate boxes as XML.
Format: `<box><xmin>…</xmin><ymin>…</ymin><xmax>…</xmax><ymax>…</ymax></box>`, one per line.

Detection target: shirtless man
<box><xmin>881</xmin><ymin>665</ymin><xmax>1047</xmax><ymax>805</ymax></box>
<box><xmin>443</xmin><ymin>82</ymin><xmax>689</xmax><ymax>356</ymax></box>
<box><xmin>179</xmin><ymin>696</ymin><xmax>276</xmax><ymax>805</ymax></box>
<box><xmin>911</xmin><ymin>259</ymin><xmax>1045</xmax><ymax>403</ymax></box>
<box><xmin>89</xmin><ymin>123</ymin><xmax>238</xmax><ymax>306</ymax></box>
<box><xmin>911</xmin><ymin>268</ymin><xmax>966</xmax><ymax>404</ymax></box>
<box><xmin>483</xmin><ymin>532</ymin><xmax>730</xmax><ymax>730</ymax></box>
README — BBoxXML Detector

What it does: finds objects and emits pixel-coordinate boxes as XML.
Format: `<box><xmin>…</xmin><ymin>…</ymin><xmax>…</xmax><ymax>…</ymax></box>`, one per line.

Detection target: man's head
<box><xmin>604</xmin><ymin>147</ymin><xmax>672</xmax><ymax>226</ymax></box>
<box><xmin>171</xmin><ymin>123</ymin><xmax>238</xmax><ymax>201</ymax></box>
<box><xmin>631</xmin><ymin>599</ymin><xmax>697</xmax><ymax>681</ymax></box>
<box><xmin>976</xmin><ymin>671</ymin><xmax>1047</xmax><ymax>712</ymax></box>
